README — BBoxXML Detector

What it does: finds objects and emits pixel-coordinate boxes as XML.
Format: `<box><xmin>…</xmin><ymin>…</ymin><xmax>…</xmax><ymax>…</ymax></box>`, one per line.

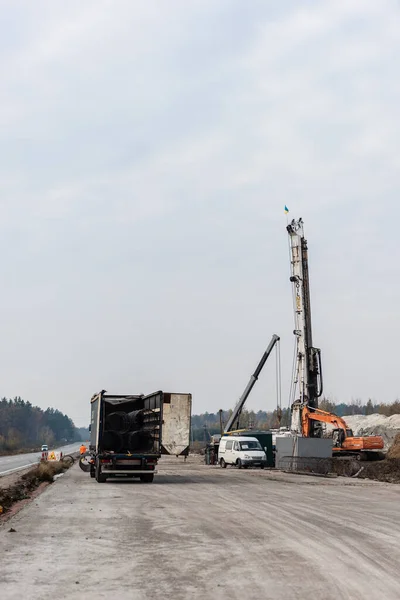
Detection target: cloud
<box><xmin>0</xmin><ymin>1</ymin><xmax>399</xmax><ymax>424</ymax></box>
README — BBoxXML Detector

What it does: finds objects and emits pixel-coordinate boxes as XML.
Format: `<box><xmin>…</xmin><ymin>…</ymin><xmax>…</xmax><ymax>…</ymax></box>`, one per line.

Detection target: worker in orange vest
<box><xmin>80</xmin><ymin>443</ymin><xmax>87</xmax><ymax>455</ymax></box>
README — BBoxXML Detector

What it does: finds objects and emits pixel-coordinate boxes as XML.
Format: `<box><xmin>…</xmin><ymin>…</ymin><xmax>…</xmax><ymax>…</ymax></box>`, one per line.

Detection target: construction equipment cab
<box><xmin>218</xmin><ymin>436</ymin><xmax>267</xmax><ymax>469</ymax></box>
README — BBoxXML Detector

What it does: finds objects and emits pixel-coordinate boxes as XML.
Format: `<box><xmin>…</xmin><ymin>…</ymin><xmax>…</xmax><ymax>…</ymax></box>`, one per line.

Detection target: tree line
<box><xmin>0</xmin><ymin>397</ymin><xmax>81</xmax><ymax>453</ymax></box>
<box><xmin>191</xmin><ymin>398</ymin><xmax>400</xmax><ymax>442</ymax></box>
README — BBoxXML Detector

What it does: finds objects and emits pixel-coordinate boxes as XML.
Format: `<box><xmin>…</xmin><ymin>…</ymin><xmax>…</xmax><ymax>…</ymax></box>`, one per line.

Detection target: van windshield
<box><xmin>239</xmin><ymin>441</ymin><xmax>262</xmax><ymax>451</ymax></box>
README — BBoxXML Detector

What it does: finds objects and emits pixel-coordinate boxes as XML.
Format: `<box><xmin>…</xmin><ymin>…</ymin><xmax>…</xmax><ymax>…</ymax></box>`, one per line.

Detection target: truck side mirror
<box><xmin>88</xmin><ymin>424</ymin><xmax>91</xmax><ymax>432</ymax></box>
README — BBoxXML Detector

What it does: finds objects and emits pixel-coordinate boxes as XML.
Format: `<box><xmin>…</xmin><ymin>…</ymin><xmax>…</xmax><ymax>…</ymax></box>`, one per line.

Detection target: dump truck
<box><xmin>89</xmin><ymin>390</ymin><xmax>191</xmax><ymax>483</ymax></box>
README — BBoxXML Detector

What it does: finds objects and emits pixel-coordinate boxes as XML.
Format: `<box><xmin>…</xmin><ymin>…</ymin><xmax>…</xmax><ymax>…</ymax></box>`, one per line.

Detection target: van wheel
<box><xmin>237</xmin><ymin>459</ymin><xmax>243</xmax><ymax>469</ymax></box>
<box><xmin>220</xmin><ymin>458</ymin><xmax>226</xmax><ymax>469</ymax></box>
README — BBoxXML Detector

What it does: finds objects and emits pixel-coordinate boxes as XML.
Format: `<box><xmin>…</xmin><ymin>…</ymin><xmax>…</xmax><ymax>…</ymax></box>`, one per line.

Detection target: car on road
<box><xmin>41</xmin><ymin>444</ymin><xmax>49</xmax><ymax>452</ymax></box>
<box><xmin>218</xmin><ymin>435</ymin><xmax>267</xmax><ymax>468</ymax></box>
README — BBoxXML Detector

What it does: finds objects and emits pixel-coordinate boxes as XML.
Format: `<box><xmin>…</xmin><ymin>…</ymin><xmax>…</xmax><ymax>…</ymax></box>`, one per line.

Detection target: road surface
<box><xmin>1</xmin><ymin>457</ymin><xmax>400</xmax><ymax>600</ymax></box>
<box><xmin>0</xmin><ymin>443</ymin><xmax>81</xmax><ymax>476</ymax></box>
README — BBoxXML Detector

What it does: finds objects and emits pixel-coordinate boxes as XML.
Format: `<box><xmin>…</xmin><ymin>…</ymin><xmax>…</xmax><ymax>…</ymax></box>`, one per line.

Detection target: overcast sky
<box><xmin>0</xmin><ymin>0</ymin><xmax>399</xmax><ymax>426</ymax></box>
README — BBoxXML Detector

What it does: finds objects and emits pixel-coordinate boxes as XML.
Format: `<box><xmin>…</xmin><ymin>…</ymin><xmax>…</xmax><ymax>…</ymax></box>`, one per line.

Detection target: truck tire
<box><xmin>140</xmin><ymin>474</ymin><xmax>154</xmax><ymax>483</ymax></box>
<box><xmin>90</xmin><ymin>465</ymin><xmax>95</xmax><ymax>478</ymax></box>
<box><xmin>95</xmin><ymin>460</ymin><xmax>107</xmax><ymax>483</ymax></box>
<box><xmin>78</xmin><ymin>454</ymin><xmax>91</xmax><ymax>472</ymax></box>
<box><xmin>237</xmin><ymin>459</ymin><xmax>243</xmax><ymax>469</ymax></box>
<box><xmin>220</xmin><ymin>458</ymin><xmax>226</xmax><ymax>468</ymax></box>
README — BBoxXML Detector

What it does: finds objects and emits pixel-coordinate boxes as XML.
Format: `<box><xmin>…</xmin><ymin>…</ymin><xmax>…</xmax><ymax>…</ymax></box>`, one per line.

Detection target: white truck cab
<box><xmin>218</xmin><ymin>435</ymin><xmax>267</xmax><ymax>469</ymax></box>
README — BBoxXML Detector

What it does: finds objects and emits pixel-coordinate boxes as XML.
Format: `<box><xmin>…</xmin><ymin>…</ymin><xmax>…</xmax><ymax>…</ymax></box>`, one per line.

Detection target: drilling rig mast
<box><xmin>287</xmin><ymin>218</ymin><xmax>323</xmax><ymax>437</ymax></box>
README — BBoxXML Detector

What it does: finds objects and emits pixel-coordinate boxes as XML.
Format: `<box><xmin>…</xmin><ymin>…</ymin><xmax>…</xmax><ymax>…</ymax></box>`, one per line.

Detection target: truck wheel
<box><xmin>237</xmin><ymin>459</ymin><xmax>243</xmax><ymax>469</ymax></box>
<box><xmin>78</xmin><ymin>455</ymin><xmax>91</xmax><ymax>472</ymax></box>
<box><xmin>220</xmin><ymin>458</ymin><xmax>226</xmax><ymax>469</ymax></box>
<box><xmin>95</xmin><ymin>460</ymin><xmax>107</xmax><ymax>483</ymax></box>
<box><xmin>140</xmin><ymin>474</ymin><xmax>154</xmax><ymax>483</ymax></box>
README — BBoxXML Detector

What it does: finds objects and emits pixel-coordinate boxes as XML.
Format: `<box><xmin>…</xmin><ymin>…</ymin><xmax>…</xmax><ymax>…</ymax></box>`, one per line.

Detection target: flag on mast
<box><xmin>284</xmin><ymin>205</ymin><xmax>289</xmax><ymax>214</ymax></box>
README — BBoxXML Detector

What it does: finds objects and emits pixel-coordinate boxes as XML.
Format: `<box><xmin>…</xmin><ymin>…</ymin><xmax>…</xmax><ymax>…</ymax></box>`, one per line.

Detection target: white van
<box><xmin>218</xmin><ymin>436</ymin><xmax>267</xmax><ymax>469</ymax></box>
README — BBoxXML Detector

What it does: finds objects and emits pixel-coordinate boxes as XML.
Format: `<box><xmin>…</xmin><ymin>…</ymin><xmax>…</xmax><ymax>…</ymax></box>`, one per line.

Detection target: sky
<box><xmin>0</xmin><ymin>0</ymin><xmax>399</xmax><ymax>426</ymax></box>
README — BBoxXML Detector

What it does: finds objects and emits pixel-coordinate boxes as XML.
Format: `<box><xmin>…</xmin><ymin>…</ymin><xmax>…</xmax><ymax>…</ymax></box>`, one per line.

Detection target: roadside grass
<box><xmin>0</xmin><ymin>458</ymin><xmax>75</xmax><ymax>514</ymax></box>
<box><xmin>24</xmin><ymin>461</ymin><xmax>66</xmax><ymax>483</ymax></box>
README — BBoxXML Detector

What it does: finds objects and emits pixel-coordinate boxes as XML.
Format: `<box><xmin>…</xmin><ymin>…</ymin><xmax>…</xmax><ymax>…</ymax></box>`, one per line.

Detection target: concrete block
<box><xmin>276</xmin><ymin>436</ymin><xmax>332</xmax><ymax>470</ymax></box>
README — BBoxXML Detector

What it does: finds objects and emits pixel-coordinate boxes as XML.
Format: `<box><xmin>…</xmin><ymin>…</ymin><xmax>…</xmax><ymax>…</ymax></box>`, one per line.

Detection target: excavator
<box><xmin>287</xmin><ymin>217</ymin><xmax>384</xmax><ymax>460</ymax></box>
<box><xmin>292</xmin><ymin>402</ymin><xmax>384</xmax><ymax>459</ymax></box>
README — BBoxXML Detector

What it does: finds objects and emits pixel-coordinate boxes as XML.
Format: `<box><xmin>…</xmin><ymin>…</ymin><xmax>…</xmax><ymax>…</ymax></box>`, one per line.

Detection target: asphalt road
<box><xmin>1</xmin><ymin>457</ymin><xmax>400</xmax><ymax>600</ymax></box>
<box><xmin>0</xmin><ymin>443</ymin><xmax>82</xmax><ymax>476</ymax></box>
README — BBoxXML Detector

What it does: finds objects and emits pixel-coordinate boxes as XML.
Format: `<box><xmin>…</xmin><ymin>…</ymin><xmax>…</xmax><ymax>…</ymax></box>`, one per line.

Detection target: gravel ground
<box><xmin>1</xmin><ymin>456</ymin><xmax>400</xmax><ymax>600</ymax></box>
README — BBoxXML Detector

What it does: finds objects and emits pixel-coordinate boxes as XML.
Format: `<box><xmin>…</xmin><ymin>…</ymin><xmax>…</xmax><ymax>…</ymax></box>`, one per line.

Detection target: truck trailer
<box><xmin>89</xmin><ymin>390</ymin><xmax>191</xmax><ymax>483</ymax></box>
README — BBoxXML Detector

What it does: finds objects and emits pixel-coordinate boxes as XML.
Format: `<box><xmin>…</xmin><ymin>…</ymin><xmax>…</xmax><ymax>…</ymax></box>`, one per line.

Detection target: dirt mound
<box><xmin>331</xmin><ymin>454</ymin><xmax>400</xmax><ymax>483</ymax></box>
<box><xmin>358</xmin><ymin>459</ymin><xmax>400</xmax><ymax>484</ymax></box>
<box><xmin>331</xmin><ymin>459</ymin><xmax>361</xmax><ymax>477</ymax></box>
<box><xmin>387</xmin><ymin>433</ymin><xmax>400</xmax><ymax>459</ymax></box>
